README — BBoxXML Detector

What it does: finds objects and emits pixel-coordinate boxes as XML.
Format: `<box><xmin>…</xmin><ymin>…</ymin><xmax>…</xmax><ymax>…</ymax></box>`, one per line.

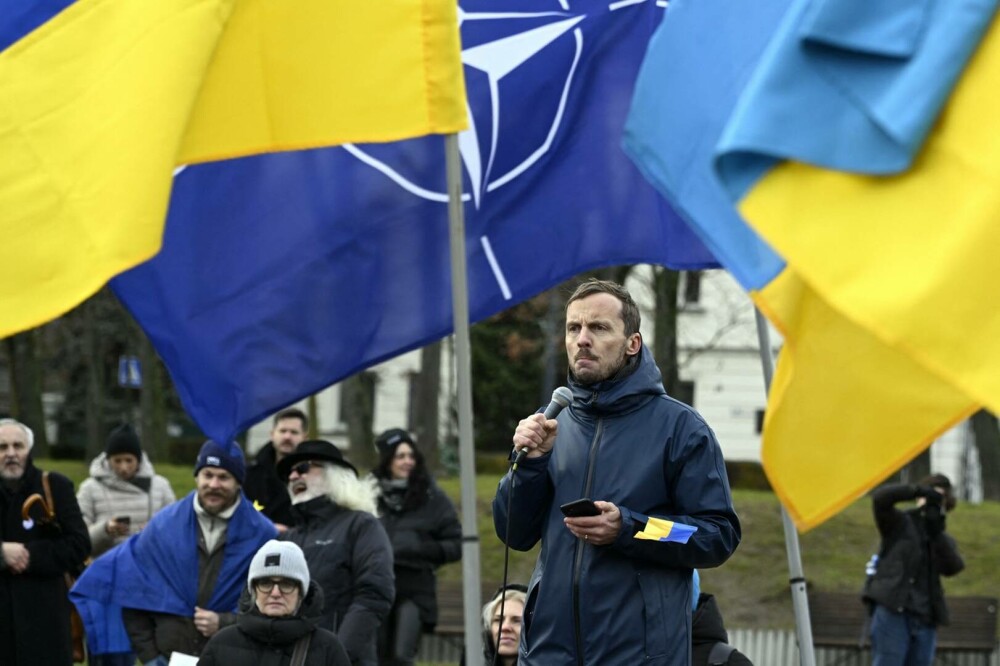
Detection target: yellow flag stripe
<box><xmin>735</xmin><ymin>11</ymin><xmax>1000</xmax><ymax>529</ymax></box>
<box><xmin>0</xmin><ymin>0</ymin><xmax>467</xmax><ymax>338</ymax></box>
<box><xmin>750</xmin><ymin>272</ymin><xmax>976</xmax><ymax>529</ymax></box>
<box><xmin>178</xmin><ymin>0</ymin><xmax>468</xmax><ymax>164</ymax></box>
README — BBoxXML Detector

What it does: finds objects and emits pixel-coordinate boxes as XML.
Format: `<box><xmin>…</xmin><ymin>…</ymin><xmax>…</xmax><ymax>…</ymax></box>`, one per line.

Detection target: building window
<box><xmin>682</xmin><ymin>270</ymin><xmax>702</xmax><ymax>306</ymax></box>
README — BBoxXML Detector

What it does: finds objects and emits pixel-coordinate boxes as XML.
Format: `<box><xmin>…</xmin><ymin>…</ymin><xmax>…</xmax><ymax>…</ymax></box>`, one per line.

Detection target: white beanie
<box><xmin>247</xmin><ymin>540</ymin><xmax>310</xmax><ymax>595</ymax></box>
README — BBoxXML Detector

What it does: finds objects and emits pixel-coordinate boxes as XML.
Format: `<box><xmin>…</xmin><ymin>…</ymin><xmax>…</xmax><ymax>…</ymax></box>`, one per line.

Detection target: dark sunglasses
<box><xmin>291</xmin><ymin>461</ymin><xmax>325</xmax><ymax>476</ymax></box>
<box><xmin>255</xmin><ymin>578</ymin><xmax>299</xmax><ymax>594</ymax></box>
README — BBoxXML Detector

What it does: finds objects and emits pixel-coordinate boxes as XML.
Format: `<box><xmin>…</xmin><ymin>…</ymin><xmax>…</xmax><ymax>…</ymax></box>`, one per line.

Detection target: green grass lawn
<box><xmin>45</xmin><ymin>459</ymin><xmax>1000</xmax><ymax>630</ymax></box>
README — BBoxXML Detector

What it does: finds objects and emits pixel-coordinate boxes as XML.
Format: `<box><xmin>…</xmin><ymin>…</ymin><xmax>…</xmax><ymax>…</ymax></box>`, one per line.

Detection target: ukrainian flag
<box><xmin>0</xmin><ymin>0</ymin><xmax>466</xmax><ymax>338</ymax></box>
<box><xmin>635</xmin><ymin>517</ymin><xmax>698</xmax><ymax>544</ymax></box>
<box><xmin>625</xmin><ymin>0</ymin><xmax>996</xmax><ymax>529</ymax></box>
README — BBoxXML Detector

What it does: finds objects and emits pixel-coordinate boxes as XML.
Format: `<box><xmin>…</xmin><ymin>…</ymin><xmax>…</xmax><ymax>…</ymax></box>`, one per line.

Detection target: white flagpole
<box><xmin>445</xmin><ymin>133</ymin><xmax>484</xmax><ymax>666</ymax></box>
<box><xmin>754</xmin><ymin>307</ymin><xmax>817</xmax><ymax>666</ymax></box>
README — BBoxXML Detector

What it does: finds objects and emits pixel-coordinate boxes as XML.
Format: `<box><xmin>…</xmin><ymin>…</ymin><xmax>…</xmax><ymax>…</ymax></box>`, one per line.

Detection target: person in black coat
<box><xmin>244</xmin><ymin>408</ymin><xmax>310</xmax><ymax>532</ymax></box>
<box><xmin>371</xmin><ymin>428</ymin><xmax>462</xmax><ymax>666</ymax></box>
<box><xmin>691</xmin><ymin>593</ymin><xmax>753</xmax><ymax>666</ymax></box>
<box><xmin>199</xmin><ymin>539</ymin><xmax>351</xmax><ymax>666</ymax></box>
<box><xmin>863</xmin><ymin>474</ymin><xmax>964</xmax><ymax>666</ymax></box>
<box><xmin>0</xmin><ymin>418</ymin><xmax>91</xmax><ymax>666</ymax></box>
<box><xmin>278</xmin><ymin>440</ymin><xmax>395</xmax><ymax>666</ymax></box>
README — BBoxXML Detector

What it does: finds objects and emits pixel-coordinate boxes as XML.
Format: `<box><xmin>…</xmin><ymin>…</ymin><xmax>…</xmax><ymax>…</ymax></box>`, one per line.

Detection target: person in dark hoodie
<box><xmin>494</xmin><ymin>279</ymin><xmax>741</xmax><ymax>666</ymax></box>
<box><xmin>199</xmin><ymin>539</ymin><xmax>350</xmax><ymax>666</ymax></box>
<box><xmin>373</xmin><ymin>428</ymin><xmax>462</xmax><ymax>666</ymax></box>
<box><xmin>244</xmin><ymin>408</ymin><xmax>309</xmax><ymax>532</ymax></box>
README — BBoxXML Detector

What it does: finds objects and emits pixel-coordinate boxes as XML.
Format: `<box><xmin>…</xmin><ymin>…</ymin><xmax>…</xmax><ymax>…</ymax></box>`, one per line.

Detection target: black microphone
<box><xmin>513</xmin><ymin>386</ymin><xmax>573</xmax><ymax>466</ymax></box>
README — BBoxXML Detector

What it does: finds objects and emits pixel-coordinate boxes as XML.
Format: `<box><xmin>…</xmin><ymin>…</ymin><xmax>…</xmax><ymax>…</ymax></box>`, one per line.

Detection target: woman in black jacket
<box><xmin>199</xmin><ymin>540</ymin><xmax>350</xmax><ymax>666</ymax></box>
<box><xmin>372</xmin><ymin>429</ymin><xmax>462</xmax><ymax>666</ymax></box>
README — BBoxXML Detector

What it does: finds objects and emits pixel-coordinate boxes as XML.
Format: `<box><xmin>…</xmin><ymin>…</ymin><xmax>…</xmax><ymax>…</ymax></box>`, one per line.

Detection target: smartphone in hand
<box><xmin>559</xmin><ymin>498</ymin><xmax>601</xmax><ymax>517</ymax></box>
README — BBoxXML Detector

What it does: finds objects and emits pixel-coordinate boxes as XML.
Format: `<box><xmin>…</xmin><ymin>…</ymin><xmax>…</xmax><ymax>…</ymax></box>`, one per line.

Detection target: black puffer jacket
<box><xmin>691</xmin><ymin>594</ymin><xmax>752</xmax><ymax>666</ymax></box>
<box><xmin>199</xmin><ymin>582</ymin><xmax>351</xmax><ymax>666</ymax></box>
<box><xmin>283</xmin><ymin>496</ymin><xmax>394</xmax><ymax>666</ymax></box>
<box><xmin>863</xmin><ymin>483</ymin><xmax>964</xmax><ymax>626</ymax></box>
<box><xmin>378</xmin><ymin>481</ymin><xmax>461</xmax><ymax>629</ymax></box>
<box><xmin>244</xmin><ymin>442</ymin><xmax>296</xmax><ymax>526</ymax></box>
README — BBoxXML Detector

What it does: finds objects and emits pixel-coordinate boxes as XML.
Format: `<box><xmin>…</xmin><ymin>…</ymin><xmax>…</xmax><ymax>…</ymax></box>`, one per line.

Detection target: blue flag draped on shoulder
<box><xmin>70</xmin><ymin>492</ymin><xmax>276</xmax><ymax>654</ymax></box>
<box><xmin>113</xmin><ymin>0</ymin><xmax>716</xmax><ymax>443</ymax></box>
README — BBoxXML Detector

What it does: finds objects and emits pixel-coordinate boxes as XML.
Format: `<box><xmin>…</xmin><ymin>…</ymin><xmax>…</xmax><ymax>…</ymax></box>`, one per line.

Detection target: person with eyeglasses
<box><xmin>199</xmin><ymin>540</ymin><xmax>350</xmax><ymax>665</ymax></box>
<box><xmin>278</xmin><ymin>440</ymin><xmax>394</xmax><ymax>666</ymax></box>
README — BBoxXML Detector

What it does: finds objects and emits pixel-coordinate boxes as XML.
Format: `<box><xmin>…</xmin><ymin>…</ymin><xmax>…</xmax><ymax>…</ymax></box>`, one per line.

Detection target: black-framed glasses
<box><xmin>291</xmin><ymin>461</ymin><xmax>325</xmax><ymax>476</ymax></box>
<box><xmin>254</xmin><ymin>578</ymin><xmax>299</xmax><ymax>594</ymax></box>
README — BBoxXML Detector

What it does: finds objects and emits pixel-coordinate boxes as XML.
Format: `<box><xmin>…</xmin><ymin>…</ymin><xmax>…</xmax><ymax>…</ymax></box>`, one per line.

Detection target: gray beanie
<box><xmin>247</xmin><ymin>540</ymin><xmax>310</xmax><ymax>595</ymax></box>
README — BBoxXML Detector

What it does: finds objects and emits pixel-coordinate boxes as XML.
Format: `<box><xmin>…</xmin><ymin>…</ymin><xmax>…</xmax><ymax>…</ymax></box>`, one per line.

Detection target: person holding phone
<box><xmin>77</xmin><ymin>423</ymin><xmax>176</xmax><ymax>559</ymax></box>
<box><xmin>493</xmin><ymin>279</ymin><xmax>741</xmax><ymax>666</ymax></box>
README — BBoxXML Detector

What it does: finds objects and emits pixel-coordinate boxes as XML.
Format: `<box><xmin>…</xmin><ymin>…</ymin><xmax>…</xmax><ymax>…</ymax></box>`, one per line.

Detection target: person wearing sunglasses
<box><xmin>199</xmin><ymin>540</ymin><xmax>350</xmax><ymax>665</ymax></box>
<box><xmin>278</xmin><ymin>440</ymin><xmax>394</xmax><ymax>666</ymax></box>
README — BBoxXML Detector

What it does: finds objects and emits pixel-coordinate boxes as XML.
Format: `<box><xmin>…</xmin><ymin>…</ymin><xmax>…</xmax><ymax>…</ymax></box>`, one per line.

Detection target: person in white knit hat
<box><xmin>199</xmin><ymin>540</ymin><xmax>350</xmax><ymax>666</ymax></box>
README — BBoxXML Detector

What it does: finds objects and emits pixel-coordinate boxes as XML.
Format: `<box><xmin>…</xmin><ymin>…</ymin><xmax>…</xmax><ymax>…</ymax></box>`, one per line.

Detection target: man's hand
<box><xmin>193</xmin><ymin>607</ymin><xmax>221</xmax><ymax>637</ymax></box>
<box><xmin>512</xmin><ymin>413</ymin><xmax>558</xmax><ymax>459</ymax></box>
<box><xmin>2</xmin><ymin>542</ymin><xmax>30</xmax><ymax>573</ymax></box>
<box><xmin>564</xmin><ymin>501</ymin><xmax>622</xmax><ymax>546</ymax></box>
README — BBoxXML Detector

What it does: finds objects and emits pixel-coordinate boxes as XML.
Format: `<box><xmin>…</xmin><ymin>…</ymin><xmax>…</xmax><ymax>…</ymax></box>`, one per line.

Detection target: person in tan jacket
<box><xmin>77</xmin><ymin>423</ymin><xmax>176</xmax><ymax>558</ymax></box>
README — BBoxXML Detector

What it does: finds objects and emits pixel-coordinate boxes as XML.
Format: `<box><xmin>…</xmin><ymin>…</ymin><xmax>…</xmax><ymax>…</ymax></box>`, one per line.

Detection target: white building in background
<box><xmin>247</xmin><ymin>267</ymin><xmax>983</xmax><ymax>501</ymax></box>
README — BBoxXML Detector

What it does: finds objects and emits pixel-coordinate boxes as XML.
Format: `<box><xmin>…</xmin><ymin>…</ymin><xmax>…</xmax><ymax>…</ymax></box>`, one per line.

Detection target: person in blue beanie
<box><xmin>72</xmin><ymin>440</ymin><xmax>276</xmax><ymax>666</ymax></box>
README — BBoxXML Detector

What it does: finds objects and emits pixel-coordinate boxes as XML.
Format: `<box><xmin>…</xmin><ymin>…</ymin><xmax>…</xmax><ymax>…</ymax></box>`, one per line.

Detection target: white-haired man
<box><xmin>278</xmin><ymin>440</ymin><xmax>394</xmax><ymax>666</ymax></box>
<box><xmin>0</xmin><ymin>418</ymin><xmax>91</xmax><ymax>665</ymax></box>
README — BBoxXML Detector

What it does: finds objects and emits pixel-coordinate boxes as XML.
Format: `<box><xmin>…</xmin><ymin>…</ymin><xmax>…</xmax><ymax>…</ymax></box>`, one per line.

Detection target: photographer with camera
<box><xmin>863</xmin><ymin>473</ymin><xmax>964</xmax><ymax>666</ymax></box>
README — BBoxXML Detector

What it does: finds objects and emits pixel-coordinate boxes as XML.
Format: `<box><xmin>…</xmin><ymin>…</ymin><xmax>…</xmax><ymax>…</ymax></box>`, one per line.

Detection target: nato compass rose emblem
<box><xmin>342</xmin><ymin>0</ymin><xmax>663</xmax><ymax>297</ymax></box>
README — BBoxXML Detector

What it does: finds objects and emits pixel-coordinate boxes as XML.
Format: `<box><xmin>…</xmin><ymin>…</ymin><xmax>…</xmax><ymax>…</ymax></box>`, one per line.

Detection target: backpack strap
<box><xmin>290</xmin><ymin>631</ymin><xmax>312</xmax><ymax>666</ymax></box>
<box><xmin>708</xmin><ymin>641</ymin><xmax>736</xmax><ymax>665</ymax></box>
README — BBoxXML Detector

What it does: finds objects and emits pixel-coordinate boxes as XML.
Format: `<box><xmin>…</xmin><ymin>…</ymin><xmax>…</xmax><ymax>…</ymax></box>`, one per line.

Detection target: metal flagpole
<box><xmin>754</xmin><ymin>307</ymin><xmax>817</xmax><ymax>666</ymax></box>
<box><xmin>445</xmin><ymin>133</ymin><xmax>484</xmax><ymax>666</ymax></box>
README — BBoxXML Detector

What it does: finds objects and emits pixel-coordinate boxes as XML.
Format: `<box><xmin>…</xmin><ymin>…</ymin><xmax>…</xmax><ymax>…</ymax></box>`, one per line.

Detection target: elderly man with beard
<box><xmin>278</xmin><ymin>440</ymin><xmax>394</xmax><ymax>666</ymax></box>
<box><xmin>1</xmin><ymin>418</ymin><xmax>91</xmax><ymax>666</ymax></box>
<box><xmin>493</xmin><ymin>279</ymin><xmax>741</xmax><ymax>666</ymax></box>
<box><xmin>72</xmin><ymin>440</ymin><xmax>276</xmax><ymax>666</ymax></box>
<box><xmin>245</xmin><ymin>408</ymin><xmax>310</xmax><ymax>532</ymax></box>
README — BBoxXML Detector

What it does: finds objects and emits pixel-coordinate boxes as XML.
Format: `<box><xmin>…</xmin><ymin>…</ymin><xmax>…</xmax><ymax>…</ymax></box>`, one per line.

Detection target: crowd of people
<box><xmin>1</xmin><ymin>279</ymin><xmax>966</xmax><ymax>666</ymax></box>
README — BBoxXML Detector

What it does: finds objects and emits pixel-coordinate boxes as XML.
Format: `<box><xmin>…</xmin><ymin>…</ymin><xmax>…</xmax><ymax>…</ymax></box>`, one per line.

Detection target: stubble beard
<box><xmin>572</xmin><ymin>342</ymin><xmax>629</xmax><ymax>386</ymax></box>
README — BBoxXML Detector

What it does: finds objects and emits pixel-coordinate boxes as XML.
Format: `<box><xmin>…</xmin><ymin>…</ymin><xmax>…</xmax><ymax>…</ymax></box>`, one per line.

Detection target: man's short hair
<box><xmin>272</xmin><ymin>408</ymin><xmax>309</xmax><ymax>432</ymax></box>
<box><xmin>0</xmin><ymin>418</ymin><xmax>34</xmax><ymax>450</ymax></box>
<box><xmin>566</xmin><ymin>278</ymin><xmax>641</xmax><ymax>337</ymax></box>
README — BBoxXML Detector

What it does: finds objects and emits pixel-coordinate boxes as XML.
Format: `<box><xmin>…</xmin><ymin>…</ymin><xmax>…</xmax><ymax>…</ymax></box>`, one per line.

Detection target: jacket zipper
<box><xmin>572</xmin><ymin>418</ymin><xmax>604</xmax><ymax>666</ymax></box>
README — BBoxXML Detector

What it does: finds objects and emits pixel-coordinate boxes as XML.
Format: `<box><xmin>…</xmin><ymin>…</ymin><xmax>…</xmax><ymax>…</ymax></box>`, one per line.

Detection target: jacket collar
<box><xmin>568</xmin><ymin>344</ymin><xmax>666</xmax><ymax>417</ymax></box>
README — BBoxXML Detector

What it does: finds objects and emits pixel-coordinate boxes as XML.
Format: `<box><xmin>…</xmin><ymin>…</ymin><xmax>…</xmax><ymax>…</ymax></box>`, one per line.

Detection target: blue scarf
<box><xmin>70</xmin><ymin>492</ymin><xmax>276</xmax><ymax>654</ymax></box>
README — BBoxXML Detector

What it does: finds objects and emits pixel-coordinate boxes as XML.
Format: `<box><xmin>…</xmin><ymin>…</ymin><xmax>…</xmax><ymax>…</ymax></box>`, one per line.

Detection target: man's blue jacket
<box><xmin>494</xmin><ymin>346</ymin><xmax>741</xmax><ymax>665</ymax></box>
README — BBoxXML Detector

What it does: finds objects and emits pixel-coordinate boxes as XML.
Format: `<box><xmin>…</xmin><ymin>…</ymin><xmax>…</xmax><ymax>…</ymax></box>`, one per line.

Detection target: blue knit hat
<box><xmin>194</xmin><ymin>440</ymin><xmax>246</xmax><ymax>485</ymax></box>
